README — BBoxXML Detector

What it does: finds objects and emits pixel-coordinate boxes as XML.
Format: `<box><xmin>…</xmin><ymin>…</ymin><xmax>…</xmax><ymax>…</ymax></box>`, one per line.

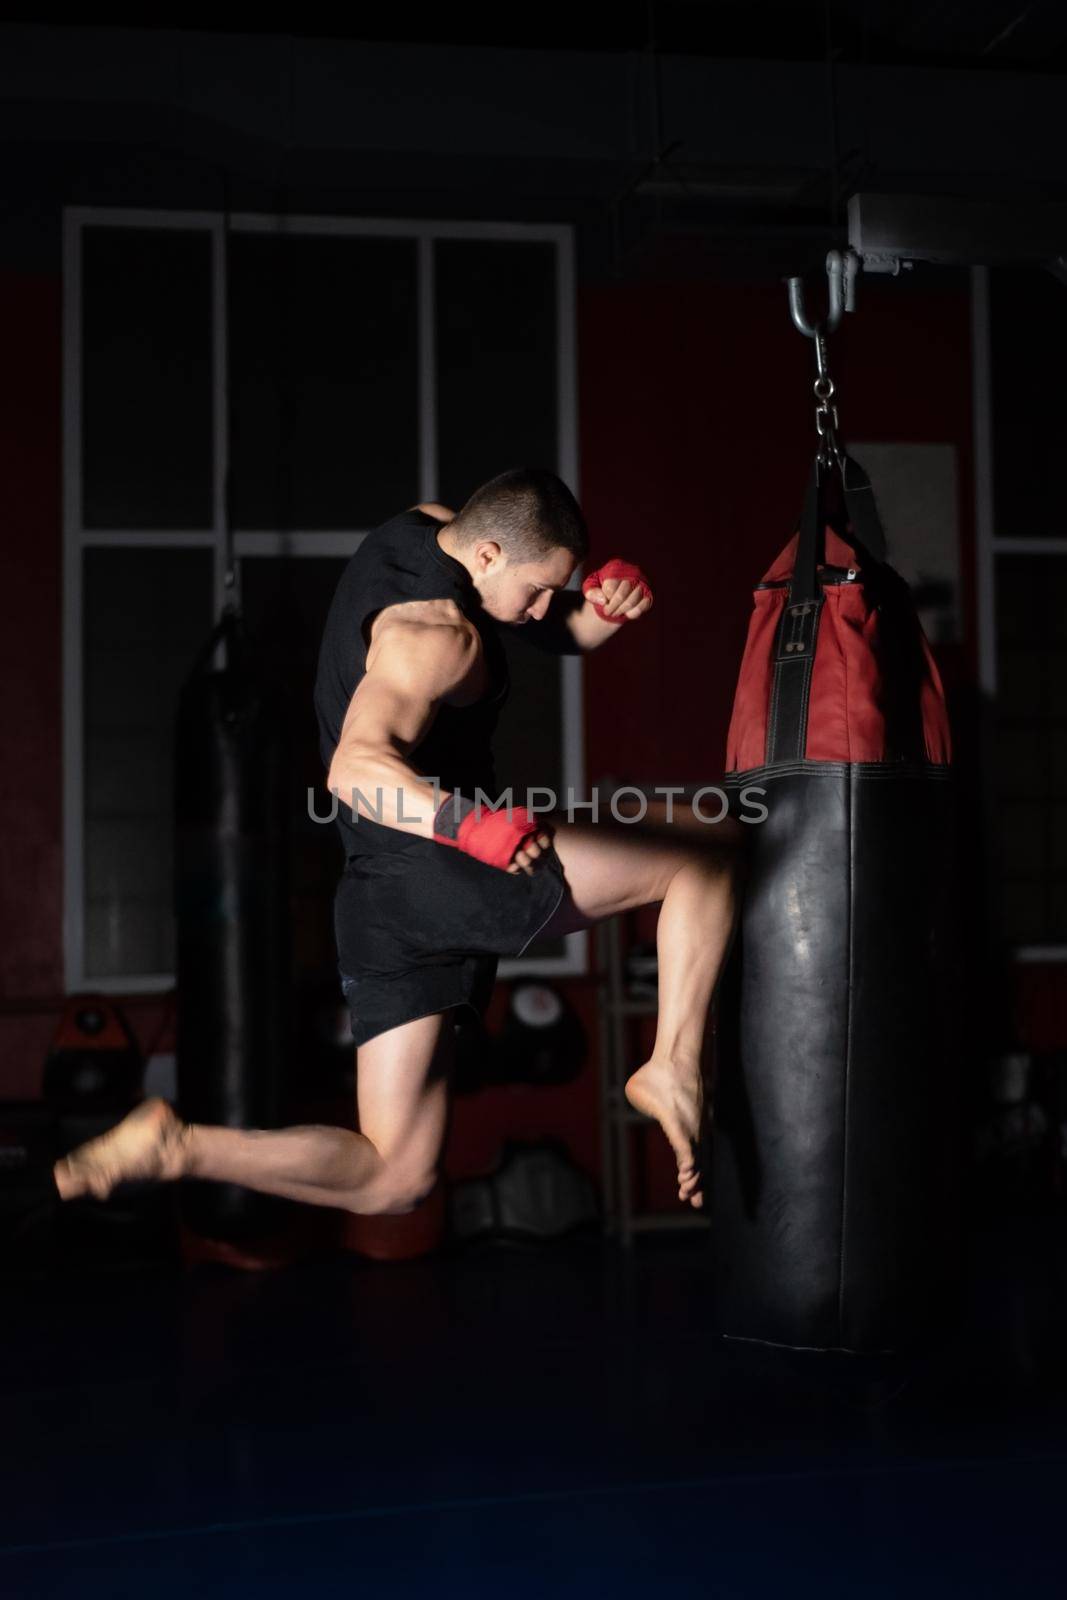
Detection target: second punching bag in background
<box><xmin>713</xmin><ymin>460</ymin><xmax>961</xmax><ymax>1355</ymax></box>
<box><xmin>174</xmin><ymin>611</ymin><xmax>291</xmax><ymax>1245</ymax></box>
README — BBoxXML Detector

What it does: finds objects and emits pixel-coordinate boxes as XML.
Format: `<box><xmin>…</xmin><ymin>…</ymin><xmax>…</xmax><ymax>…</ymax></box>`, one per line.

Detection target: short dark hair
<box><xmin>449</xmin><ymin>467</ymin><xmax>588</xmax><ymax>562</ymax></box>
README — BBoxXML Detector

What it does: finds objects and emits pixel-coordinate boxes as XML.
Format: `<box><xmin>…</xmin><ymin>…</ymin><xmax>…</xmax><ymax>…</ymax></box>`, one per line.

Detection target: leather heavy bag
<box><xmin>174</xmin><ymin>610</ymin><xmax>290</xmax><ymax>1242</ymax></box>
<box><xmin>713</xmin><ymin>458</ymin><xmax>960</xmax><ymax>1354</ymax></box>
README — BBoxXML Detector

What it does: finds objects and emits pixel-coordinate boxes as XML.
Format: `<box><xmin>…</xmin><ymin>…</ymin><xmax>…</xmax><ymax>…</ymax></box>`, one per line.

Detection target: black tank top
<box><xmin>313</xmin><ymin>510</ymin><xmax>509</xmax><ymax>862</ymax></box>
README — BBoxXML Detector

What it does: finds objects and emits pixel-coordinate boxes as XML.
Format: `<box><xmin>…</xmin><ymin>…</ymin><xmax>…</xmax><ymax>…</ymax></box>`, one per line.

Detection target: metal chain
<box><xmin>788</xmin><ymin>251</ymin><xmax>859</xmax><ymax>472</ymax></box>
<box><xmin>814</xmin><ymin>373</ymin><xmax>841</xmax><ymax>465</ymax></box>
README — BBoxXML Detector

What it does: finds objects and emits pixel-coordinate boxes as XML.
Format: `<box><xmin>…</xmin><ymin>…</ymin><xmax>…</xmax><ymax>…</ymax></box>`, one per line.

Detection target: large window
<box><xmin>976</xmin><ymin>265</ymin><xmax>1067</xmax><ymax>957</ymax></box>
<box><xmin>64</xmin><ymin>210</ymin><xmax>583</xmax><ymax>992</ymax></box>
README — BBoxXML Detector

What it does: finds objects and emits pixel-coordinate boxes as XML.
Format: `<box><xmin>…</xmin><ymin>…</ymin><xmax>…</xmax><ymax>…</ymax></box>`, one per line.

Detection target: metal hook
<box><xmin>786</xmin><ymin>249</ymin><xmax>860</xmax><ymax>470</ymax></box>
<box><xmin>787</xmin><ymin>249</ymin><xmax>858</xmax><ymax>339</ymax></box>
<box><xmin>787</xmin><ymin>263</ymin><xmax>833</xmax><ymax>338</ymax></box>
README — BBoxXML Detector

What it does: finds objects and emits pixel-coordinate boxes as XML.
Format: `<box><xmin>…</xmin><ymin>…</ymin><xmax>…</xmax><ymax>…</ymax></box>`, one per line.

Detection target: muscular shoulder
<box><xmin>369</xmin><ymin>596</ymin><xmax>468</xmax><ymax>639</ymax></box>
<box><xmin>365</xmin><ymin>600</ymin><xmax>481</xmax><ymax>701</ymax></box>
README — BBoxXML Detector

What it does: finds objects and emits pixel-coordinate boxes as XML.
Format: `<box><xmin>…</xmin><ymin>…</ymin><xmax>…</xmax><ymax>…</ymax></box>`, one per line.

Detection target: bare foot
<box><xmin>624</xmin><ymin>1055</ymin><xmax>706</xmax><ymax>1208</ymax></box>
<box><xmin>54</xmin><ymin>1098</ymin><xmax>190</xmax><ymax>1202</ymax></box>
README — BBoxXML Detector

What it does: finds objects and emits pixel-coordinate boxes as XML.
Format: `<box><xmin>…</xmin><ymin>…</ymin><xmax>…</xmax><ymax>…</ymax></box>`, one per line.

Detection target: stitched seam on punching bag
<box><xmin>766</xmin><ymin>658</ymin><xmax>784</xmax><ymax>761</ymax></box>
<box><xmin>844</xmin><ymin>601</ymin><xmax>854</xmax><ymax>764</ymax></box>
<box><xmin>837</xmin><ymin>763</ymin><xmax>857</xmax><ymax>1343</ymax></box>
<box><xmin>724</xmin><ymin>761</ymin><xmax>952</xmax><ymax>784</ymax></box>
<box><xmin>795</xmin><ymin>596</ymin><xmax>824</xmax><ymax>761</ymax></box>
<box><xmin>774</xmin><ymin>660</ymin><xmax>795</xmax><ymax>760</ymax></box>
<box><xmin>768</xmin><ymin>599</ymin><xmax>822</xmax><ymax>764</ymax></box>
<box><xmin>796</xmin><ymin>649</ymin><xmax>816</xmax><ymax>760</ymax></box>
<box><xmin>765</xmin><ymin>601</ymin><xmax>785</xmax><ymax>762</ymax></box>
<box><xmin>769</xmin><ymin>658</ymin><xmax>807</xmax><ymax>762</ymax></box>
<box><xmin>780</xmin><ymin>662</ymin><xmax>796</xmax><ymax>761</ymax></box>
<box><xmin>766</xmin><ymin>598</ymin><xmax>795</xmax><ymax>762</ymax></box>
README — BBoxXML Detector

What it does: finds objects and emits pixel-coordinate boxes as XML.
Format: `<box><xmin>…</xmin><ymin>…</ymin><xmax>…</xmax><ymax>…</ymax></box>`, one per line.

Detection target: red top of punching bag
<box><xmin>725</xmin><ymin>516</ymin><xmax>953</xmax><ymax>773</ymax></box>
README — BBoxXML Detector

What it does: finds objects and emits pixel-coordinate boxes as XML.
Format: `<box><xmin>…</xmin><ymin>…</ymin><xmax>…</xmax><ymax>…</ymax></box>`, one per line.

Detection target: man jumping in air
<box><xmin>55</xmin><ymin>469</ymin><xmax>741</xmax><ymax>1216</ymax></box>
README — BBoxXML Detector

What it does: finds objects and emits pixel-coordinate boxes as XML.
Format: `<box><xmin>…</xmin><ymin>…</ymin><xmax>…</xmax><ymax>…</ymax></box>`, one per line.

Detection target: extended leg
<box><xmin>53</xmin><ymin>1012</ymin><xmax>454</xmax><ymax>1217</ymax></box>
<box><xmin>543</xmin><ymin>816</ymin><xmax>743</xmax><ymax>1207</ymax></box>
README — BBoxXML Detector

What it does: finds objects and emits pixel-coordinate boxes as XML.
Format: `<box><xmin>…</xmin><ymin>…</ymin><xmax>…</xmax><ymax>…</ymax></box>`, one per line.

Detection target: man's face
<box><xmin>472</xmin><ymin>542</ymin><xmax>577</xmax><ymax>625</ymax></box>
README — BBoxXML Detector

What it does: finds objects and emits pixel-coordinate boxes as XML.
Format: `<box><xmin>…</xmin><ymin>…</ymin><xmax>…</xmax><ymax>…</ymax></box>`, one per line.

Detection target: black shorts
<box><xmin>334</xmin><ymin>838</ymin><xmax>566</xmax><ymax>1048</ymax></box>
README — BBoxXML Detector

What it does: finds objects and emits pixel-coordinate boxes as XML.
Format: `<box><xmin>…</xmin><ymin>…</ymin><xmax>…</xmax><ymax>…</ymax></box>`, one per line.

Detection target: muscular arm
<box><xmin>522</xmin><ymin>589</ymin><xmax>628</xmax><ymax>654</ymax></box>
<box><xmin>326</xmin><ymin>602</ymin><xmax>481</xmax><ymax>838</ymax></box>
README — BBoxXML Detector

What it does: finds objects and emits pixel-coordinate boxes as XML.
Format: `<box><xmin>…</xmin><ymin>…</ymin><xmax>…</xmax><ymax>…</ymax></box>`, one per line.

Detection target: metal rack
<box><xmin>591</xmin><ymin>776</ymin><xmax>720</xmax><ymax>1243</ymax></box>
<box><xmin>596</xmin><ymin>910</ymin><xmax>711</xmax><ymax>1245</ymax></box>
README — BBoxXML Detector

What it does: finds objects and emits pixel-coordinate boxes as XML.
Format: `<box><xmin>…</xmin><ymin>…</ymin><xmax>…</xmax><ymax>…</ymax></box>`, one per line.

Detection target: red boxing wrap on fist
<box><xmin>581</xmin><ymin>558</ymin><xmax>653</xmax><ymax>623</ymax></box>
<box><xmin>433</xmin><ymin>795</ymin><xmax>540</xmax><ymax>871</ymax></box>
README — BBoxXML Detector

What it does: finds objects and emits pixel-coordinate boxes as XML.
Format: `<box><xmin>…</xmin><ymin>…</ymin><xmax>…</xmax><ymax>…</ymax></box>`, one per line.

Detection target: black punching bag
<box><xmin>713</xmin><ymin>461</ymin><xmax>961</xmax><ymax>1354</ymax></box>
<box><xmin>174</xmin><ymin>608</ymin><xmax>290</xmax><ymax>1242</ymax></box>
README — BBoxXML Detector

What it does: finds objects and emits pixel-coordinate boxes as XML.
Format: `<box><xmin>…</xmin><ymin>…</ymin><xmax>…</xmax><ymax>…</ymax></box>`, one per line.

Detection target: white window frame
<box><xmin>972</xmin><ymin>264</ymin><xmax>1067</xmax><ymax>963</ymax></box>
<box><xmin>63</xmin><ymin>205</ymin><xmax>587</xmax><ymax>992</ymax></box>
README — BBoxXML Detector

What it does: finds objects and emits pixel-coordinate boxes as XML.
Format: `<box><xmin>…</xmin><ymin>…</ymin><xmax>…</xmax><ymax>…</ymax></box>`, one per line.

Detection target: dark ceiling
<box><xmin>9</xmin><ymin>3</ymin><xmax>1067</xmax><ymax>70</ymax></box>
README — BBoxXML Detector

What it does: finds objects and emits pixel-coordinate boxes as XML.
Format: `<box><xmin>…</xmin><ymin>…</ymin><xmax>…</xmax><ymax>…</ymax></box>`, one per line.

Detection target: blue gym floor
<box><xmin>3</xmin><ymin>1220</ymin><xmax>1066</xmax><ymax>1598</ymax></box>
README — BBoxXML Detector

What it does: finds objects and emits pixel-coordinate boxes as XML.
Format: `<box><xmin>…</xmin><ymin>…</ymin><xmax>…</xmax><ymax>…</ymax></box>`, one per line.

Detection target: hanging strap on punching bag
<box><xmin>792</xmin><ymin>453</ymin><xmax>891</xmax><ymax>595</ymax></box>
<box><xmin>766</xmin><ymin>465</ymin><xmax>826</xmax><ymax>765</ymax></box>
<box><xmin>839</xmin><ymin>453</ymin><xmax>887</xmax><ymax>566</ymax></box>
<box><xmin>766</xmin><ymin>453</ymin><xmax>889</xmax><ymax>766</ymax></box>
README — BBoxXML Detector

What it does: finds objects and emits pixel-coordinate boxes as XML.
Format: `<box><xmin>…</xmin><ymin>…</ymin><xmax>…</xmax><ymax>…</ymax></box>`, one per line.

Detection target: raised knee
<box><xmin>687</xmin><ymin>832</ymin><xmax>746</xmax><ymax>881</ymax></box>
<box><xmin>359</xmin><ymin>1164</ymin><xmax>438</xmax><ymax>1216</ymax></box>
<box><xmin>381</xmin><ymin>1179</ymin><xmax>435</xmax><ymax>1216</ymax></box>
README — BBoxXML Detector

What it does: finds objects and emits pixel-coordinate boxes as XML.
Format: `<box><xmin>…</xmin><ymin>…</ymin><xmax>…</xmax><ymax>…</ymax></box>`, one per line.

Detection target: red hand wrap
<box><xmin>434</xmin><ymin>797</ymin><xmax>540</xmax><ymax>871</ymax></box>
<box><xmin>581</xmin><ymin>558</ymin><xmax>653</xmax><ymax>623</ymax></box>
